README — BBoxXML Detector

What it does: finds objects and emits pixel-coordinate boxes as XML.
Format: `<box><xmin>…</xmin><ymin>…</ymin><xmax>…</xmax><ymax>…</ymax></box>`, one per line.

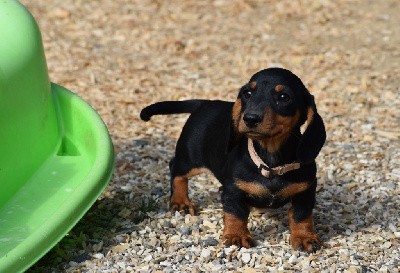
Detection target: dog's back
<box><xmin>174</xmin><ymin>100</ymin><xmax>235</xmax><ymax>177</ymax></box>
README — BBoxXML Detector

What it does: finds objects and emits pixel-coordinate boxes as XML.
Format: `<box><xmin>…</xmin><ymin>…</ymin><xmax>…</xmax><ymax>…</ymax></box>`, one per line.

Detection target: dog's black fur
<box><xmin>140</xmin><ymin>68</ymin><xmax>326</xmax><ymax>252</ymax></box>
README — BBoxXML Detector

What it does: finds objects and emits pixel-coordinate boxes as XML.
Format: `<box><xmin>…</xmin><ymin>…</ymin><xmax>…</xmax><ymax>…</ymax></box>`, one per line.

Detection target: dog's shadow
<box><xmin>132</xmin><ymin>136</ymin><xmax>394</xmax><ymax>240</ymax></box>
<box><xmin>249</xmin><ymin>180</ymin><xmax>396</xmax><ymax>246</ymax></box>
<box><xmin>314</xmin><ymin>179</ymin><xmax>396</xmax><ymax>242</ymax></box>
<box><xmin>114</xmin><ymin>135</ymin><xmax>395</xmax><ymax>249</ymax></box>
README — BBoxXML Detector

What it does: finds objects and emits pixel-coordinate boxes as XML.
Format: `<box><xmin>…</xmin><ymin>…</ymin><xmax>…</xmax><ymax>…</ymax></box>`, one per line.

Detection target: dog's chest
<box><xmin>235</xmin><ymin>176</ymin><xmax>309</xmax><ymax>207</ymax></box>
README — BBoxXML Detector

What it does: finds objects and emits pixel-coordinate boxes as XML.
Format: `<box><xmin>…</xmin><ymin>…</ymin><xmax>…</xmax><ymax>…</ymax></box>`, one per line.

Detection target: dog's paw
<box><xmin>222</xmin><ymin>233</ymin><xmax>255</xmax><ymax>248</ymax></box>
<box><xmin>169</xmin><ymin>200</ymin><xmax>197</xmax><ymax>216</ymax></box>
<box><xmin>290</xmin><ymin>232</ymin><xmax>320</xmax><ymax>253</ymax></box>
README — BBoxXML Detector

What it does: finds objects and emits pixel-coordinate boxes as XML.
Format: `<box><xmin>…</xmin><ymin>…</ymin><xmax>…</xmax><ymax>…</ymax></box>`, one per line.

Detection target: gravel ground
<box><xmin>20</xmin><ymin>0</ymin><xmax>399</xmax><ymax>272</ymax></box>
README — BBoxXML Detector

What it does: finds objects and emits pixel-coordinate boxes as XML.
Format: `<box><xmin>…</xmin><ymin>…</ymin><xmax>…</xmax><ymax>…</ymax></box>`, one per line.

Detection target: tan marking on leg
<box><xmin>186</xmin><ymin>167</ymin><xmax>209</xmax><ymax>177</ymax></box>
<box><xmin>170</xmin><ymin>176</ymin><xmax>189</xmax><ymax>205</ymax></box>
<box><xmin>288</xmin><ymin>207</ymin><xmax>319</xmax><ymax>252</ymax></box>
<box><xmin>170</xmin><ymin>172</ymin><xmax>197</xmax><ymax>215</ymax></box>
<box><xmin>235</xmin><ymin>179</ymin><xmax>270</xmax><ymax>197</ymax></box>
<box><xmin>222</xmin><ymin>212</ymin><xmax>254</xmax><ymax>248</ymax></box>
<box><xmin>278</xmin><ymin>182</ymin><xmax>309</xmax><ymax>199</ymax></box>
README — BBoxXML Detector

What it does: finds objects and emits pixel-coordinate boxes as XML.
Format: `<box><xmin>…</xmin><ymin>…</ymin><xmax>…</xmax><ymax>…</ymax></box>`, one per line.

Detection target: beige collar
<box><xmin>247</xmin><ymin>139</ymin><xmax>301</xmax><ymax>178</ymax></box>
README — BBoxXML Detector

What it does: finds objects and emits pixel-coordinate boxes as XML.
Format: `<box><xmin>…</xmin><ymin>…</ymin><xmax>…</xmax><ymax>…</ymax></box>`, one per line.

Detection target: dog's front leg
<box><xmin>221</xmin><ymin>188</ymin><xmax>254</xmax><ymax>248</ymax></box>
<box><xmin>288</xmin><ymin>183</ymin><xmax>320</xmax><ymax>252</ymax></box>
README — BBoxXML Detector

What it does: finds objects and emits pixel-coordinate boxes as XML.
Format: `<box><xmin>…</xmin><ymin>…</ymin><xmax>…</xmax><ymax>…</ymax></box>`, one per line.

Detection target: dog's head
<box><xmin>232</xmin><ymin>68</ymin><xmax>326</xmax><ymax>163</ymax></box>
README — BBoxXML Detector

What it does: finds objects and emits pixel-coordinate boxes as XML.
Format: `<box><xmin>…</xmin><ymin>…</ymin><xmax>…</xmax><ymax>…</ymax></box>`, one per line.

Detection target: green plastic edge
<box><xmin>0</xmin><ymin>83</ymin><xmax>115</xmax><ymax>273</ymax></box>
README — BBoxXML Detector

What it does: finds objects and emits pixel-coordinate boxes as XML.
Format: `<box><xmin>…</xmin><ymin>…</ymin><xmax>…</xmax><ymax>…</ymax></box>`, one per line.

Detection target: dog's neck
<box><xmin>252</xmin><ymin>132</ymin><xmax>300</xmax><ymax>167</ymax></box>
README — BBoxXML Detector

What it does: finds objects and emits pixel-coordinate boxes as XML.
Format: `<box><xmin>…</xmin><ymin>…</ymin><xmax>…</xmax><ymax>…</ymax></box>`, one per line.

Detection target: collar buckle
<box><xmin>276</xmin><ymin>166</ymin><xmax>285</xmax><ymax>175</ymax></box>
<box><xmin>258</xmin><ymin>164</ymin><xmax>271</xmax><ymax>177</ymax></box>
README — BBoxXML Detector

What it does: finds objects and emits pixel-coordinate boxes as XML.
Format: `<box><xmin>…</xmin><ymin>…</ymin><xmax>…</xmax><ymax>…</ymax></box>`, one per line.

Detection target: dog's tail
<box><xmin>140</xmin><ymin>100</ymin><xmax>207</xmax><ymax>121</ymax></box>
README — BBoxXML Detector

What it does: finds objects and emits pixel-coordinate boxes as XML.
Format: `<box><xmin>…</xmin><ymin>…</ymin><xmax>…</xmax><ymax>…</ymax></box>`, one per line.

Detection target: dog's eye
<box><xmin>277</xmin><ymin>93</ymin><xmax>290</xmax><ymax>102</ymax></box>
<box><xmin>243</xmin><ymin>90</ymin><xmax>252</xmax><ymax>99</ymax></box>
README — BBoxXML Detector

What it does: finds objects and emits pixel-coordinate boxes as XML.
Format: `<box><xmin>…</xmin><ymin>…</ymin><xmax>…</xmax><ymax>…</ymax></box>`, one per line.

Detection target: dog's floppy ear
<box><xmin>224</xmin><ymin>99</ymin><xmax>242</xmax><ymax>153</ymax></box>
<box><xmin>296</xmin><ymin>94</ymin><xmax>326</xmax><ymax>164</ymax></box>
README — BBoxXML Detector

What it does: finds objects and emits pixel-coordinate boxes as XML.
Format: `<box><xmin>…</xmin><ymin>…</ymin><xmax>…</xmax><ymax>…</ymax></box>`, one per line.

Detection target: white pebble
<box><xmin>169</xmin><ymin>234</ymin><xmax>181</xmax><ymax>243</ymax></box>
<box><xmin>203</xmin><ymin>219</ymin><xmax>217</xmax><ymax>229</ymax></box>
<box><xmin>388</xmin><ymin>223</ymin><xmax>397</xmax><ymax>233</ymax></box>
<box><xmin>241</xmin><ymin>252</ymin><xmax>251</xmax><ymax>264</ymax></box>
<box><xmin>138</xmin><ymin>229</ymin><xmax>146</xmax><ymax>235</ymax></box>
<box><xmin>143</xmin><ymin>254</ymin><xmax>153</xmax><ymax>262</ymax></box>
<box><xmin>379</xmin><ymin>266</ymin><xmax>389</xmax><ymax>273</ymax></box>
<box><xmin>201</xmin><ymin>249</ymin><xmax>211</xmax><ymax>258</ymax></box>
<box><xmin>160</xmin><ymin>261</ymin><xmax>172</xmax><ymax>267</ymax></box>
<box><xmin>148</xmin><ymin>237</ymin><xmax>158</xmax><ymax>247</ymax></box>
<box><xmin>93</xmin><ymin>253</ymin><xmax>104</xmax><ymax>259</ymax></box>
<box><xmin>288</xmin><ymin>254</ymin><xmax>297</xmax><ymax>264</ymax></box>
<box><xmin>343</xmin><ymin>163</ymin><xmax>354</xmax><ymax>170</ymax></box>
<box><xmin>382</xmin><ymin>242</ymin><xmax>392</xmax><ymax>249</ymax></box>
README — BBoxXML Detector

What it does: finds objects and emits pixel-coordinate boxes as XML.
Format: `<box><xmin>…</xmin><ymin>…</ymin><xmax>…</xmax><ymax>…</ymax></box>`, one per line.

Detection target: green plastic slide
<box><xmin>0</xmin><ymin>1</ymin><xmax>114</xmax><ymax>272</ymax></box>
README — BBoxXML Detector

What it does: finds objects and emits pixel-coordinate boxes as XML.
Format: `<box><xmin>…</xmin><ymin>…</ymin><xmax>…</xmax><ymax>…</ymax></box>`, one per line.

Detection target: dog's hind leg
<box><xmin>169</xmin><ymin>159</ymin><xmax>204</xmax><ymax>215</ymax></box>
<box><xmin>170</xmin><ymin>175</ymin><xmax>196</xmax><ymax>215</ymax></box>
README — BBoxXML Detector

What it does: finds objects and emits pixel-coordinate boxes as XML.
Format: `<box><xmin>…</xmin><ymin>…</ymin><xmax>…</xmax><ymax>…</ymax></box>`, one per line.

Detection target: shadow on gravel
<box><xmin>28</xmin><ymin>135</ymin><xmax>176</xmax><ymax>272</ymax></box>
<box><xmin>316</xmin><ymin>190</ymin><xmax>396</xmax><ymax>240</ymax></box>
<box><xmin>29</xmin><ymin>134</ymin><xmax>391</xmax><ymax>272</ymax></box>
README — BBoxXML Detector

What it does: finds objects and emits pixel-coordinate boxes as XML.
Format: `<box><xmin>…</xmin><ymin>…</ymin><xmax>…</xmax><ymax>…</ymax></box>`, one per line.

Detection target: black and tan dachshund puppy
<box><xmin>140</xmin><ymin>68</ymin><xmax>326</xmax><ymax>252</ymax></box>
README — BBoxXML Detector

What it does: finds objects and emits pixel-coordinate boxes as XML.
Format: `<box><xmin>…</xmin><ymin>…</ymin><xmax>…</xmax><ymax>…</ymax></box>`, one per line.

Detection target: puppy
<box><xmin>140</xmin><ymin>68</ymin><xmax>326</xmax><ymax>252</ymax></box>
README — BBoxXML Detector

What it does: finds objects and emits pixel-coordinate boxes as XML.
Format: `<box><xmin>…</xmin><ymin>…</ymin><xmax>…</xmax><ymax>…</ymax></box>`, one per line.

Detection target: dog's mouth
<box><xmin>244</xmin><ymin>131</ymin><xmax>264</xmax><ymax>139</ymax></box>
<box><xmin>244</xmin><ymin>128</ymin><xmax>283</xmax><ymax>139</ymax></box>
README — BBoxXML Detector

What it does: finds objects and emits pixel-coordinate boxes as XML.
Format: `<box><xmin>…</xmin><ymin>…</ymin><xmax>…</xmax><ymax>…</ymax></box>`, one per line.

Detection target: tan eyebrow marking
<box><xmin>249</xmin><ymin>81</ymin><xmax>257</xmax><ymax>89</ymax></box>
<box><xmin>275</xmin><ymin>85</ymin><xmax>284</xmax><ymax>92</ymax></box>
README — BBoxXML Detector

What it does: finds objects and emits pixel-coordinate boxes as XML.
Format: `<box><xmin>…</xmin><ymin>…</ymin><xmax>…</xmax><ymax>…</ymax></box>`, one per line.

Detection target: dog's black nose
<box><xmin>243</xmin><ymin>113</ymin><xmax>262</xmax><ymax>127</ymax></box>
